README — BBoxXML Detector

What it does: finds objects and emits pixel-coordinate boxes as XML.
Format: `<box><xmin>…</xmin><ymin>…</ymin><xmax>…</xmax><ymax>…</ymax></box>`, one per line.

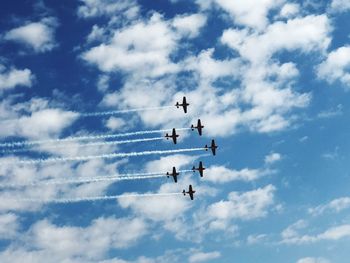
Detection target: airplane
<box><xmin>192</xmin><ymin>161</ymin><xmax>205</xmax><ymax>177</ymax></box>
<box><xmin>182</xmin><ymin>184</ymin><xmax>196</xmax><ymax>200</ymax></box>
<box><xmin>165</xmin><ymin>128</ymin><xmax>179</xmax><ymax>144</ymax></box>
<box><xmin>166</xmin><ymin>167</ymin><xmax>179</xmax><ymax>183</ymax></box>
<box><xmin>191</xmin><ymin>119</ymin><xmax>204</xmax><ymax>136</ymax></box>
<box><xmin>175</xmin><ymin>96</ymin><xmax>189</xmax><ymax>113</ymax></box>
<box><xmin>205</xmin><ymin>139</ymin><xmax>218</xmax><ymax>156</ymax></box>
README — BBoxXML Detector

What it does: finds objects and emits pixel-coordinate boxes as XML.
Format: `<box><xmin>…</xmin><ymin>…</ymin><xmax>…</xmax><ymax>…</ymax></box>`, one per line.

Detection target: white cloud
<box><xmin>330</xmin><ymin>0</ymin><xmax>350</xmax><ymax>13</ymax></box>
<box><xmin>282</xmin><ymin>221</ymin><xmax>350</xmax><ymax>244</ymax></box>
<box><xmin>4</xmin><ymin>17</ymin><xmax>58</xmax><ymax>53</ymax></box>
<box><xmin>206</xmin><ymin>185</ymin><xmax>275</xmax><ymax>228</ymax></box>
<box><xmin>319</xmin><ymin>225</ymin><xmax>350</xmax><ymax>240</ymax></box>
<box><xmin>212</xmin><ymin>0</ymin><xmax>285</xmax><ymax>30</ymax></box>
<box><xmin>0</xmin><ymin>216</ymin><xmax>147</xmax><ymax>262</ymax></box>
<box><xmin>309</xmin><ymin>197</ymin><xmax>350</xmax><ymax>216</ymax></box>
<box><xmin>317</xmin><ymin>46</ymin><xmax>350</xmax><ymax>87</ymax></box>
<box><xmin>172</xmin><ymin>13</ymin><xmax>207</xmax><ymax>38</ymax></box>
<box><xmin>183</xmin><ymin>48</ymin><xmax>242</xmax><ymax>83</ymax></box>
<box><xmin>0</xmin><ymin>97</ymin><xmax>78</xmax><ymax>139</ymax></box>
<box><xmin>118</xmin><ymin>183</ymin><xmax>192</xmax><ymax>222</ymax></box>
<box><xmin>0</xmin><ymin>154</ymin><xmax>124</xmax><ymax>213</ymax></box>
<box><xmin>221</xmin><ymin>15</ymin><xmax>331</xmax><ymax>64</ymax></box>
<box><xmin>218</xmin><ymin>15</ymin><xmax>331</xmax><ymax>134</ymax></box>
<box><xmin>247</xmin><ymin>234</ymin><xmax>267</xmax><ymax>245</ymax></box>
<box><xmin>264</xmin><ymin>152</ymin><xmax>282</xmax><ymax>164</ymax></box>
<box><xmin>145</xmin><ymin>154</ymin><xmax>198</xmax><ymax>173</ymax></box>
<box><xmin>189</xmin><ymin>251</ymin><xmax>221</xmax><ymax>263</ymax></box>
<box><xmin>281</xmin><ymin>219</ymin><xmax>308</xmax><ymax>243</ymax></box>
<box><xmin>87</xmin><ymin>25</ymin><xmax>108</xmax><ymax>43</ymax></box>
<box><xmin>1</xmin><ymin>108</ymin><xmax>78</xmax><ymax>139</ymax></box>
<box><xmin>317</xmin><ymin>104</ymin><xmax>343</xmax><ymax>119</ymax></box>
<box><xmin>0</xmin><ymin>65</ymin><xmax>33</xmax><ymax>91</ymax></box>
<box><xmin>105</xmin><ymin>116</ymin><xmax>127</xmax><ymax>131</ymax></box>
<box><xmin>279</xmin><ymin>3</ymin><xmax>300</xmax><ymax>19</ymax></box>
<box><xmin>0</xmin><ymin>213</ymin><xmax>18</xmax><ymax>239</ymax></box>
<box><xmin>117</xmin><ymin>182</ymin><xmax>195</xmax><ymax>241</ymax></box>
<box><xmin>204</xmin><ymin>166</ymin><xmax>265</xmax><ymax>183</ymax></box>
<box><xmin>84</xmin><ymin>11</ymin><xmax>329</xmax><ymax>138</ymax></box>
<box><xmin>296</xmin><ymin>257</ymin><xmax>331</xmax><ymax>263</ymax></box>
<box><xmin>117</xmin><ymin>156</ymin><xmax>219</xmax><ymax>241</ymax></box>
<box><xmin>82</xmin><ymin>13</ymin><xmax>179</xmax><ymax>77</ymax></box>
<box><xmin>78</xmin><ymin>0</ymin><xmax>139</xmax><ymax>20</ymax></box>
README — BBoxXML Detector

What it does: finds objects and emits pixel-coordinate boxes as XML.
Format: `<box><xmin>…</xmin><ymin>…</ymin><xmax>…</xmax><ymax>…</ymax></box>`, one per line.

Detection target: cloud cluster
<box><xmin>282</xmin><ymin>220</ymin><xmax>350</xmax><ymax>244</ymax></box>
<box><xmin>330</xmin><ymin>0</ymin><xmax>350</xmax><ymax>13</ymax></box>
<box><xmin>0</xmin><ymin>216</ymin><xmax>147</xmax><ymax>262</ymax></box>
<box><xmin>201</xmin><ymin>0</ymin><xmax>285</xmax><ymax>30</ymax></box>
<box><xmin>309</xmin><ymin>196</ymin><xmax>350</xmax><ymax>215</ymax></box>
<box><xmin>207</xmin><ymin>185</ymin><xmax>275</xmax><ymax>224</ymax></box>
<box><xmin>0</xmin><ymin>65</ymin><xmax>33</xmax><ymax>91</ymax></box>
<box><xmin>0</xmin><ymin>97</ymin><xmax>78</xmax><ymax>139</ymax></box>
<box><xmin>81</xmin><ymin>9</ymin><xmax>333</xmax><ymax>137</ymax></box>
<box><xmin>4</xmin><ymin>17</ymin><xmax>58</xmax><ymax>53</ymax></box>
<box><xmin>77</xmin><ymin>0</ymin><xmax>140</xmax><ymax>20</ymax></box>
<box><xmin>296</xmin><ymin>258</ymin><xmax>331</xmax><ymax>263</ymax></box>
<box><xmin>188</xmin><ymin>251</ymin><xmax>221</xmax><ymax>263</ymax></box>
<box><xmin>317</xmin><ymin>46</ymin><xmax>350</xmax><ymax>87</ymax></box>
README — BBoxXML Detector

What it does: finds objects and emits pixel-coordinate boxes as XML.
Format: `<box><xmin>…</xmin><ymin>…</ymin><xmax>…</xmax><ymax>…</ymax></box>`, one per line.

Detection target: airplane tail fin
<box><xmin>182</xmin><ymin>190</ymin><xmax>186</xmax><ymax>195</ymax></box>
<box><xmin>192</xmin><ymin>166</ymin><xmax>195</xmax><ymax>171</ymax></box>
<box><xmin>204</xmin><ymin>145</ymin><xmax>208</xmax><ymax>151</ymax></box>
<box><xmin>191</xmin><ymin>124</ymin><xmax>194</xmax><ymax>130</ymax></box>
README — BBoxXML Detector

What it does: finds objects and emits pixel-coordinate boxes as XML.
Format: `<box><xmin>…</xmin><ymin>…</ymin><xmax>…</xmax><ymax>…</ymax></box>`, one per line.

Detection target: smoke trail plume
<box><xmin>11</xmin><ymin>148</ymin><xmax>204</xmax><ymax>165</ymax></box>
<box><xmin>1</xmin><ymin>137</ymin><xmax>164</xmax><ymax>154</ymax></box>
<box><xmin>12</xmin><ymin>192</ymin><xmax>182</xmax><ymax>204</ymax></box>
<box><xmin>80</xmin><ymin>106</ymin><xmax>174</xmax><ymax>117</ymax></box>
<box><xmin>0</xmin><ymin>169</ymin><xmax>193</xmax><ymax>188</ymax></box>
<box><xmin>0</xmin><ymin>128</ymin><xmax>190</xmax><ymax>148</ymax></box>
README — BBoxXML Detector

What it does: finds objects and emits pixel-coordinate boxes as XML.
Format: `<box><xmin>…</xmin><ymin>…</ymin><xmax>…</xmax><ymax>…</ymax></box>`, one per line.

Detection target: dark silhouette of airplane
<box><xmin>166</xmin><ymin>167</ymin><xmax>179</xmax><ymax>183</ymax></box>
<box><xmin>205</xmin><ymin>139</ymin><xmax>218</xmax><ymax>156</ymax></box>
<box><xmin>192</xmin><ymin>161</ymin><xmax>205</xmax><ymax>177</ymax></box>
<box><xmin>175</xmin><ymin>96</ymin><xmax>189</xmax><ymax>113</ymax></box>
<box><xmin>183</xmin><ymin>184</ymin><xmax>195</xmax><ymax>200</ymax></box>
<box><xmin>191</xmin><ymin>119</ymin><xmax>204</xmax><ymax>136</ymax></box>
<box><xmin>165</xmin><ymin>128</ymin><xmax>179</xmax><ymax>144</ymax></box>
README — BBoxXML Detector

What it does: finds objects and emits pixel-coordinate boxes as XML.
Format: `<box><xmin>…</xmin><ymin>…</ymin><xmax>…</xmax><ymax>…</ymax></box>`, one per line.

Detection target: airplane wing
<box><xmin>172</xmin><ymin>167</ymin><xmax>177</xmax><ymax>182</ymax></box>
<box><xmin>199</xmin><ymin>162</ymin><xmax>204</xmax><ymax>177</ymax></box>
<box><xmin>173</xmin><ymin>128</ymin><xmax>178</xmax><ymax>144</ymax></box>
<box><xmin>189</xmin><ymin>192</ymin><xmax>194</xmax><ymax>200</ymax></box>
<box><xmin>211</xmin><ymin>140</ymin><xmax>217</xmax><ymax>155</ymax></box>
<box><xmin>183</xmin><ymin>97</ymin><xmax>188</xmax><ymax>113</ymax></box>
<box><xmin>197</xmin><ymin>119</ymin><xmax>202</xmax><ymax>136</ymax></box>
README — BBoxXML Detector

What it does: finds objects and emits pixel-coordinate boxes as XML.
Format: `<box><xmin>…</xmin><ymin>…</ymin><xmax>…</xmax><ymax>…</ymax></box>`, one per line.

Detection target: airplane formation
<box><xmin>0</xmin><ymin>96</ymin><xmax>217</xmax><ymax>203</ymax></box>
<box><xmin>170</xmin><ymin>97</ymin><xmax>218</xmax><ymax>200</ymax></box>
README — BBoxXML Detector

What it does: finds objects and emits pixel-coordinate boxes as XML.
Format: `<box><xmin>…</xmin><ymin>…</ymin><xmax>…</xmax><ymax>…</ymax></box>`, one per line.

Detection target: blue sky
<box><xmin>1</xmin><ymin>0</ymin><xmax>350</xmax><ymax>262</ymax></box>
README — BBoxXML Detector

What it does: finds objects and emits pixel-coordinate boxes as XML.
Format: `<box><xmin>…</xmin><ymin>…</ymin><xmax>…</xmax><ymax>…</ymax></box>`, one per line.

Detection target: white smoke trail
<box><xmin>0</xmin><ymin>128</ymin><xmax>191</xmax><ymax>148</ymax></box>
<box><xmin>13</xmin><ymin>192</ymin><xmax>182</xmax><ymax>204</ymax></box>
<box><xmin>2</xmin><ymin>148</ymin><xmax>204</xmax><ymax>165</ymax></box>
<box><xmin>80</xmin><ymin>105</ymin><xmax>174</xmax><ymax>117</ymax></box>
<box><xmin>0</xmin><ymin>170</ymin><xmax>193</xmax><ymax>188</ymax></box>
<box><xmin>1</xmin><ymin>137</ymin><xmax>164</xmax><ymax>154</ymax></box>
